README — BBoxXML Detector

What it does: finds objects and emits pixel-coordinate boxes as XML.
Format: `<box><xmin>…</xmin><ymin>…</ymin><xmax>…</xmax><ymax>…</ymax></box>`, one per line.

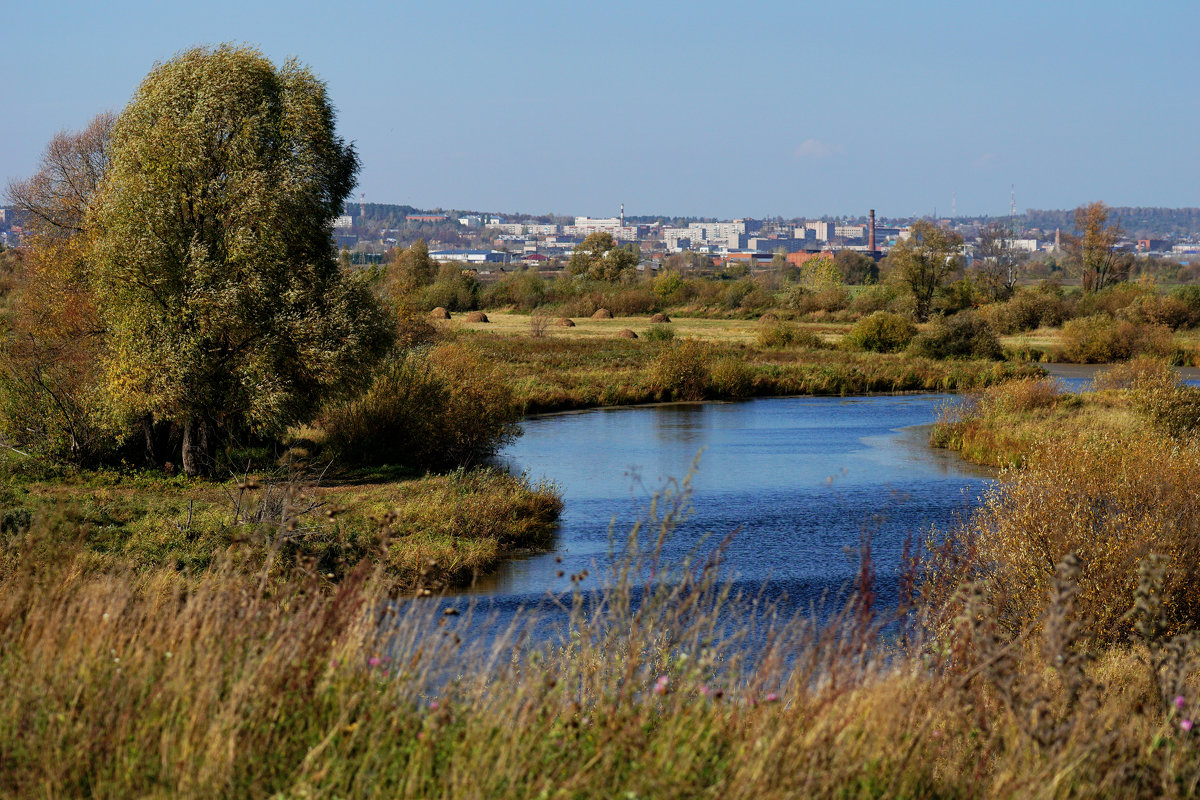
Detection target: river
<box><xmin>439</xmin><ymin>395</ymin><xmax>995</xmax><ymax>626</ymax></box>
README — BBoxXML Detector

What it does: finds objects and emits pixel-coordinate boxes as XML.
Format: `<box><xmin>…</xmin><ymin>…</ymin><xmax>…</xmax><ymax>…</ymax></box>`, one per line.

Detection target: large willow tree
<box><xmin>89</xmin><ymin>45</ymin><xmax>391</xmax><ymax>475</ymax></box>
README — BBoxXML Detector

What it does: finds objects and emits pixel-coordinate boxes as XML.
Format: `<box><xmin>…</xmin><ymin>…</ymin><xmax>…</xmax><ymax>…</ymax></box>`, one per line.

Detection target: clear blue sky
<box><xmin>3</xmin><ymin>0</ymin><xmax>1197</xmax><ymax>219</ymax></box>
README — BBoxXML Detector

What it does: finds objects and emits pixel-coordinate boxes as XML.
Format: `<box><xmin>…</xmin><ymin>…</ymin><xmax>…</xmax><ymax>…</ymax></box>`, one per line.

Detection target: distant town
<box><xmin>4</xmin><ymin>202</ymin><xmax>1199</xmax><ymax>275</ymax></box>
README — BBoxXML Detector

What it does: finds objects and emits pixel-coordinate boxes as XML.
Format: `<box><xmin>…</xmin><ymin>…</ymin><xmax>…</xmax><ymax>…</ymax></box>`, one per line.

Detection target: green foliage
<box><xmin>797</xmin><ymin>255</ymin><xmax>842</xmax><ymax>291</ymax></box>
<box><xmin>848</xmin><ymin>284</ymin><xmax>900</xmax><ymax>316</ymax></box>
<box><xmin>845</xmin><ymin>311</ymin><xmax>917</xmax><ymax>353</ymax></box>
<box><xmin>386</xmin><ymin>239</ymin><xmax>438</xmax><ymax>295</ymax></box>
<box><xmin>834</xmin><ymin>250</ymin><xmax>879</xmax><ymax>285</ymax></box>
<box><xmin>783</xmin><ymin>284</ymin><xmax>851</xmax><ymax>315</ymax></box>
<box><xmin>1118</xmin><ymin>292</ymin><xmax>1193</xmax><ymax>330</ymax></box>
<box><xmin>707</xmin><ymin>356</ymin><xmax>754</xmax><ymax>398</ymax></box>
<box><xmin>908</xmin><ymin>312</ymin><xmax>1002</xmax><ymax>360</ymax></box>
<box><xmin>566</xmin><ymin>232</ymin><xmax>639</xmax><ymax>282</ymax></box>
<box><xmin>1169</xmin><ymin>284</ymin><xmax>1200</xmax><ymax>328</ymax></box>
<box><xmin>756</xmin><ymin>321</ymin><xmax>822</xmax><ymax>349</ymax></box>
<box><xmin>932</xmin><ymin>277</ymin><xmax>983</xmax><ymax>316</ymax></box>
<box><xmin>418</xmin><ymin>263</ymin><xmax>480</xmax><ymax>311</ymax></box>
<box><xmin>641</xmin><ymin>324</ymin><xmax>675</xmax><ymax>342</ymax></box>
<box><xmin>888</xmin><ymin>220</ymin><xmax>964</xmax><ymax>321</ymax></box>
<box><xmin>88</xmin><ymin>45</ymin><xmax>393</xmax><ymax>474</ymax></box>
<box><xmin>981</xmin><ymin>285</ymin><xmax>1071</xmax><ymax>333</ymax></box>
<box><xmin>652</xmin><ymin>271</ymin><xmax>686</xmax><ymax>304</ymax></box>
<box><xmin>650</xmin><ymin>340</ymin><xmax>710</xmax><ymax>401</ymax></box>
<box><xmin>320</xmin><ymin>344</ymin><xmax>519</xmax><ymax>470</ymax></box>
<box><xmin>720</xmin><ymin>279</ymin><xmax>755</xmax><ymax>310</ymax></box>
<box><xmin>480</xmin><ymin>268</ymin><xmax>545</xmax><ymax>311</ymax></box>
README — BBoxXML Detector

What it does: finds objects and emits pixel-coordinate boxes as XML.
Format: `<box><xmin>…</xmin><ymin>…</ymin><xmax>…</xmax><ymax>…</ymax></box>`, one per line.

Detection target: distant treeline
<box><xmin>1023</xmin><ymin>207</ymin><xmax>1200</xmax><ymax>239</ymax></box>
<box><xmin>338</xmin><ymin>202</ymin><xmax>1200</xmax><ymax>240</ymax></box>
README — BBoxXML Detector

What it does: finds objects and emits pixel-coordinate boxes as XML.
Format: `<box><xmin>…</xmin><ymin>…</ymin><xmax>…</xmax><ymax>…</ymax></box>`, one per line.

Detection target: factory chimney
<box><xmin>868</xmin><ymin>209</ymin><xmax>876</xmax><ymax>253</ymax></box>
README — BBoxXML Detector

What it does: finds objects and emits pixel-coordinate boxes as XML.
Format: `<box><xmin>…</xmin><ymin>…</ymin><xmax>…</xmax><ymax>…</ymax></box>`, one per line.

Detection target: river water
<box><xmin>448</xmin><ymin>395</ymin><xmax>994</xmax><ymax>624</ymax></box>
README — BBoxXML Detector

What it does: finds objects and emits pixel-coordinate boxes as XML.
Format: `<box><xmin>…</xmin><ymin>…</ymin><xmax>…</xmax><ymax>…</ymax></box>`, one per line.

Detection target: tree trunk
<box><xmin>181</xmin><ymin>418</ymin><xmax>212</xmax><ymax>477</ymax></box>
<box><xmin>142</xmin><ymin>416</ymin><xmax>157</xmax><ymax>467</ymax></box>
<box><xmin>181</xmin><ymin>419</ymin><xmax>199</xmax><ymax>477</ymax></box>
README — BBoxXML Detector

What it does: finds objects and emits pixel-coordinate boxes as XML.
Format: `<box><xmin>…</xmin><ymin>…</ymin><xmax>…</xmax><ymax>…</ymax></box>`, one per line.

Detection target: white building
<box><xmin>430</xmin><ymin>249</ymin><xmax>511</xmax><ymax>264</ymax></box>
<box><xmin>486</xmin><ymin>223</ymin><xmax>525</xmax><ymax>235</ymax></box>
<box><xmin>805</xmin><ymin>221</ymin><xmax>834</xmax><ymax>241</ymax></box>
<box><xmin>332</xmin><ymin>215</ymin><xmax>354</xmax><ymax>229</ymax></box>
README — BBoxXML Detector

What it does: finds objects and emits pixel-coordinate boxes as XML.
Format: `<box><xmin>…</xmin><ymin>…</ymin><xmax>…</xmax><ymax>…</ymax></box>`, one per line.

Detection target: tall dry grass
<box><xmin>4</xmin><ymin>463</ymin><xmax>1200</xmax><ymax>797</ymax></box>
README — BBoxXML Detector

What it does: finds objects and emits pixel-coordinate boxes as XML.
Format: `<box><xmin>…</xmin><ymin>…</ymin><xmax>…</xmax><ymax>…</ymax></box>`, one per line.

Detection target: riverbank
<box><xmin>454</xmin><ymin>322</ymin><xmax>1042</xmax><ymax>413</ymax></box>
<box><xmin>0</xmin><ymin>461</ymin><xmax>561</xmax><ymax>591</ymax></box>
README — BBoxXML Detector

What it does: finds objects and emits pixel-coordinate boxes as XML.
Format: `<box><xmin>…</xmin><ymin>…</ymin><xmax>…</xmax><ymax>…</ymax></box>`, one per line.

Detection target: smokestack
<box><xmin>868</xmin><ymin>209</ymin><xmax>876</xmax><ymax>253</ymax></box>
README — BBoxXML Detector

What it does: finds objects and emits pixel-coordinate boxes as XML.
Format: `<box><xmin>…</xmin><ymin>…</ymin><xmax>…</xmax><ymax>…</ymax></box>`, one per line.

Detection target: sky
<box><xmin>2</xmin><ymin>0</ymin><xmax>1197</xmax><ymax>220</ymax></box>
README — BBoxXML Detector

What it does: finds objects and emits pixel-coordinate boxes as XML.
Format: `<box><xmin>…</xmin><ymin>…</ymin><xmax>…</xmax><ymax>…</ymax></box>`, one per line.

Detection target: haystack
<box><xmin>430</xmin><ymin>307</ymin><xmax>451</xmax><ymax>320</ymax></box>
<box><xmin>649</xmin><ymin>313</ymin><xmax>671</xmax><ymax>323</ymax></box>
<box><xmin>759</xmin><ymin>312</ymin><xmax>779</xmax><ymax>323</ymax></box>
<box><xmin>618</xmin><ymin>329</ymin><xmax>638</xmax><ymax>339</ymax></box>
<box><xmin>464</xmin><ymin>311</ymin><xmax>489</xmax><ymax>323</ymax></box>
<box><xmin>591</xmin><ymin>308</ymin><xmax>613</xmax><ymax>319</ymax></box>
<box><xmin>556</xmin><ymin>317</ymin><xmax>576</xmax><ymax>328</ymax></box>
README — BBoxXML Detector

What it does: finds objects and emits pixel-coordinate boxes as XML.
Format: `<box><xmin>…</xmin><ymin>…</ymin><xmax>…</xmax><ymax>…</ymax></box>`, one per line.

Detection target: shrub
<box><xmin>977</xmin><ymin>377</ymin><xmax>1061</xmax><ymax>415</ymax></box>
<box><xmin>480</xmin><ymin>268</ymin><xmax>546</xmax><ymax>311</ymax></box>
<box><xmin>651</xmin><ymin>339</ymin><xmax>710</xmax><ymax>401</ymax></box>
<box><xmin>932</xmin><ymin>278</ymin><xmax>982</xmax><ymax>317</ymax></box>
<box><xmin>848</xmin><ymin>284</ymin><xmax>896</xmax><ymax>316</ymax></box>
<box><xmin>1060</xmin><ymin>314</ymin><xmax>1175</xmax><ymax>363</ymax></box>
<box><xmin>1168</xmin><ymin>284</ymin><xmax>1200</xmax><ymax>328</ymax></box>
<box><xmin>955</xmin><ymin>432</ymin><xmax>1200</xmax><ymax>642</ymax></box>
<box><xmin>908</xmin><ymin>312</ymin><xmax>1002</xmax><ymax>360</ymax></box>
<box><xmin>1093</xmin><ymin>355</ymin><xmax>1174</xmax><ymax>390</ymax></box>
<box><xmin>1078</xmin><ymin>281</ymin><xmax>1154</xmax><ymax>318</ymax></box>
<box><xmin>844</xmin><ymin>311</ymin><xmax>917</xmax><ymax>353</ymax></box>
<box><xmin>784</xmin><ymin>285</ymin><xmax>851</xmax><ymax>315</ymax></box>
<box><xmin>756</xmin><ymin>321</ymin><xmax>822</xmax><ymax>350</ymax></box>
<box><xmin>1129</xmin><ymin>369</ymin><xmax>1200</xmax><ymax>437</ymax></box>
<box><xmin>418</xmin><ymin>265</ymin><xmax>480</xmax><ymax>311</ymax></box>
<box><xmin>652</xmin><ymin>271</ymin><xmax>686</xmax><ymax>305</ymax></box>
<box><xmin>1118</xmin><ymin>293</ymin><xmax>1193</xmax><ymax>330</ymax></box>
<box><xmin>982</xmin><ymin>286</ymin><xmax>1071</xmax><ymax>334</ymax></box>
<box><xmin>721</xmin><ymin>280</ymin><xmax>755</xmax><ymax>310</ymax></box>
<box><xmin>393</xmin><ymin>306</ymin><xmax>440</xmax><ymax>349</ymax></box>
<box><xmin>707</xmin><ymin>357</ymin><xmax>754</xmax><ymax>398</ymax></box>
<box><xmin>642</xmin><ymin>324</ymin><xmax>675</xmax><ymax>343</ymax></box>
<box><xmin>737</xmin><ymin>288</ymin><xmax>773</xmax><ymax>312</ymax></box>
<box><xmin>320</xmin><ymin>344</ymin><xmax>518</xmax><ymax>469</ymax></box>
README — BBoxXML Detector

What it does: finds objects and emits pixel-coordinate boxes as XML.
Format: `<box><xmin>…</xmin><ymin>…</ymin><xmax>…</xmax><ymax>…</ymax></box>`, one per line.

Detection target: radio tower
<box><xmin>1009</xmin><ymin>184</ymin><xmax>1017</xmax><ymax>240</ymax></box>
<box><xmin>620</xmin><ymin>203</ymin><xmax>624</xmax><ymax>227</ymax></box>
<box><xmin>359</xmin><ymin>192</ymin><xmax>366</xmax><ymax>220</ymax></box>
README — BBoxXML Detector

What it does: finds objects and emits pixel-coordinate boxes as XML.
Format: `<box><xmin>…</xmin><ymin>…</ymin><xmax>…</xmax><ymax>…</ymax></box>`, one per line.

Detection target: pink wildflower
<box><xmin>368</xmin><ymin>656</ymin><xmax>381</xmax><ymax>667</ymax></box>
<box><xmin>765</xmin><ymin>693</ymin><xmax>779</xmax><ymax>703</ymax></box>
<box><xmin>654</xmin><ymin>675</ymin><xmax>670</xmax><ymax>695</ymax></box>
<box><xmin>429</xmin><ymin>700</ymin><xmax>440</xmax><ymax>711</ymax></box>
<box><xmin>1176</xmin><ymin>695</ymin><xmax>1187</xmax><ymax>710</ymax></box>
<box><xmin>1182</xmin><ymin>719</ymin><xmax>1194</xmax><ymax>732</ymax></box>
<box><xmin>698</xmin><ymin>684</ymin><xmax>710</xmax><ymax>697</ymax></box>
